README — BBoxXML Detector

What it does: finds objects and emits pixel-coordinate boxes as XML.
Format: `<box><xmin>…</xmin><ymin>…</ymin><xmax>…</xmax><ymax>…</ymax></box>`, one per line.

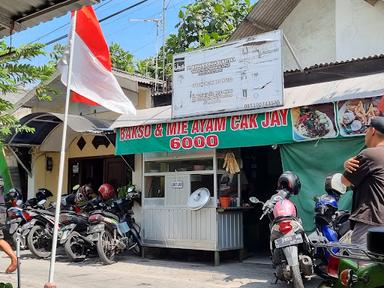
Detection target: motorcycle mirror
<box><xmin>249</xmin><ymin>197</ymin><xmax>260</xmax><ymax>204</ymax></box>
<box><xmin>127</xmin><ymin>186</ymin><xmax>134</xmax><ymax>193</ymax></box>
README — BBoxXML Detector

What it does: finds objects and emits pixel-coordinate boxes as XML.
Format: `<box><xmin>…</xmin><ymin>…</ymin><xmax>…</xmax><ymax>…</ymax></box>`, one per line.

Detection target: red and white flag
<box><xmin>59</xmin><ymin>6</ymin><xmax>136</xmax><ymax>115</ymax></box>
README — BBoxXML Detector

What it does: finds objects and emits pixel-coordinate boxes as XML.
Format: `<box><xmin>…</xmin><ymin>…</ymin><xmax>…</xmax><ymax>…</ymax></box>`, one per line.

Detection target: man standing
<box><xmin>342</xmin><ymin>116</ymin><xmax>384</xmax><ymax>247</ymax></box>
<box><xmin>0</xmin><ymin>186</ymin><xmax>17</xmax><ymax>273</ymax></box>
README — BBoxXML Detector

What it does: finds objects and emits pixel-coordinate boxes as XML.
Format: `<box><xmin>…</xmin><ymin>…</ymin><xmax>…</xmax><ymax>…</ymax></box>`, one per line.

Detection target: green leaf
<box><xmin>178</xmin><ymin>10</ymin><xmax>184</xmax><ymax>19</ymax></box>
<box><xmin>214</xmin><ymin>4</ymin><xmax>223</xmax><ymax>14</ymax></box>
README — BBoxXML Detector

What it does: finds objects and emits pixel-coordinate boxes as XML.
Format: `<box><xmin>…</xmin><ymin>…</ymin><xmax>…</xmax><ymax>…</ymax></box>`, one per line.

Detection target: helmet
<box><xmin>98</xmin><ymin>183</ymin><xmax>116</xmax><ymax>201</ymax></box>
<box><xmin>5</xmin><ymin>188</ymin><xmax>23</xmax><ymax>207</ymax></box>
<box><xmin>325</xmin><ymin>173</ymin><xmax>346</xmax><ymax>196</ymax></box>
<box><xmin>277</xmin><ymin>171</ymin><xmax>301</xmax><ymax>195</ymax></box>
<box><xmin>273</xmin><ymin>199</ymin><xmax>297</xmax><ymax>218</ymax></box>
<box><xmin>75</xmin><ymin>184</ymin><xmax>95</xmax><ymax>207</ymax></box>
<box><xmin>36</xmin><ymin>188</ymin><xmax>53</xmax><ymax>201</ymax></box>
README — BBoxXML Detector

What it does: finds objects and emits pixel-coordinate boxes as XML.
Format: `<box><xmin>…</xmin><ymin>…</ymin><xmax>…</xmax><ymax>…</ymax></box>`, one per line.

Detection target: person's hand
<box><xmin>344</xmin><ymin>157</ymin><xmax>360</xmax><ymax>173</ymax></box>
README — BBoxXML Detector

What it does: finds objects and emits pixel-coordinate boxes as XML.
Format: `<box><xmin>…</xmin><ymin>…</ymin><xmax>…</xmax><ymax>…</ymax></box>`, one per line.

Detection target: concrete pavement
<box><xmin>0</xmin><ymin>251</ymin><xmax>322</xmax><ymax>288</ymax></box>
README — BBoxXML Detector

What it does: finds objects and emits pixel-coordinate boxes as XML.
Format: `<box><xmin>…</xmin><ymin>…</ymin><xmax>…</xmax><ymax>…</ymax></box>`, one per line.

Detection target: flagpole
<box><xmin>47</xmin><ymin>10</ymin><xmax>78</xmax><ymax>285</ymax></box>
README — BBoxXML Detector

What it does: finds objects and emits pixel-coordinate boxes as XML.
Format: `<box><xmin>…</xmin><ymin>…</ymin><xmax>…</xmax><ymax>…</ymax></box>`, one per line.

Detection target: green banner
<box><xmin>0</xmin><ymin>144</ymin><xmax>12</xmax><ymax>192</ymax></box>
<box><xmin>116</xmin><ymin>109</ymin><xmax>292</xmax><ymax>155</ymax></box>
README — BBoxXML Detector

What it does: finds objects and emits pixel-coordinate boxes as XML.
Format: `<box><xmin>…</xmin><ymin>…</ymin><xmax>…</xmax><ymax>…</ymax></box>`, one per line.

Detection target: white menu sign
<box><xmin>172</xmin><ymin>30</ymin><xmax>284</xmax><ymax>118</ymax></box>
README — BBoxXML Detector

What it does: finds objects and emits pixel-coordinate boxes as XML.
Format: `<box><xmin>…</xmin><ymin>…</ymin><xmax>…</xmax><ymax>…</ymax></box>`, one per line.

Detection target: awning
<box><xmin>111</xmin><ymin>72</ymin><xmax>384</xmax><ymax>129</ymax></box>
<box><xmin>4</xmin><ymin>112</ymin><xmax>112</xmax><ymax>151</ymax></box>
<box><xmin>0</xmin><ymin>0</ymin><xmax>97</xmax><ymax>38</ymax></box>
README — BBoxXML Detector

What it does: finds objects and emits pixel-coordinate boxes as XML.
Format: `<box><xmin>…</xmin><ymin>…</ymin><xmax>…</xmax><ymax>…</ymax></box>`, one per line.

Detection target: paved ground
<box><xmin>0</xmin><ymin>250</ymin><xmax>322</xmax><ymax>288</ymax></box>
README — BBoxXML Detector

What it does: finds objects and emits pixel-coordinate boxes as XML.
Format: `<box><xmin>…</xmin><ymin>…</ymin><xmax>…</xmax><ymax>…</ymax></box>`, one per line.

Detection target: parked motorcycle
<box><xmin>3</xmin><ymin>188</ymin><xmax>53</xmax><ymax>250</ymax></box>
<box><xmin>26</xmin><ymin>207</ymin><xmax>56</xmax><ymax>258</ymax></box>
<box><xmin>93</xmin><ymin>185</ymin><xmax>142</xmax><ymax>264</ymax></box>
<box><xmin>311</xmin><ymin>173</ymin><xmax>351</xmax><ymax>279</ymax></box>
<box><xmin>249</xmin><ymin>172</ymin><xmax>313</xmax><ymax>288</ymax></box>
<box><xmin>314</xmin><ymin>227</ymin><xmax>384</xmax><ymax>288</ymax></box>
<box><xmin>63</xmin><ymin>198</ymin><xmax>102</xmax><ymax>261</ymax></box>
<box><xmin>63</xmin><ymin>183</ymin><xmax>139</xmax><ymax>263</ymax></box>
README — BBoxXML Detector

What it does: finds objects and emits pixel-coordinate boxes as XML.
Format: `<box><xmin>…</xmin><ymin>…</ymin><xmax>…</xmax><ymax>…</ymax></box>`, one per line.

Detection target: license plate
<box><xmin>117</xmin><ymin>222</ymin><xmax>130</xmax><ymax>234</ymax></box>
<box><xmin>275</xmin><ymin>234</ymin><xmax>303</xmax><ymax>249</ymax></box>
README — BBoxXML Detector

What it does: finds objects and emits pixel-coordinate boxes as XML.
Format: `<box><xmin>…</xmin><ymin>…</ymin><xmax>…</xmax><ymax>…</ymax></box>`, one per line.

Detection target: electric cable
<box><xmin>43</xmin><ymin>0</ymin><xmax>149</xmax><ymax>46</ymax></box>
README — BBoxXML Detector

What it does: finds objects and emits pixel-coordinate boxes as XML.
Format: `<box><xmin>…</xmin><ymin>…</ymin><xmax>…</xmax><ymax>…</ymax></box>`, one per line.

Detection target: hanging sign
<box><xmin>116</xmin><ymin>109</ymin><xmax>292</xmax><ymax>155</ymax></box>
<box><xmin>172</xmin><ymin>30</ymin><xmax>284</xmax><ymax>118</ymax></box>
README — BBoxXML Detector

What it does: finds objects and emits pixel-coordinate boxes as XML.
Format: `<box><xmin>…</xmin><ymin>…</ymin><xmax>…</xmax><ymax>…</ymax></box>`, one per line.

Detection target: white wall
<box><xmin>279</xmin><ymin>0</ymin><xmax>384</xmax><ymax>71</ymax></box>
<box><xmin>280</xmin><ymin>0</ymin><xmax>335</xmax><ymax>71</ymax></box>
<box><xmin>336</xmin><ymin>0</ymin><xmax>384</xmax><ymax>61</ymax></box>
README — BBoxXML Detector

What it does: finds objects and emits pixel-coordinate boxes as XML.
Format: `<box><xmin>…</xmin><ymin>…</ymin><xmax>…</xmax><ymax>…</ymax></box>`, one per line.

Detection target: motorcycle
<box><xmin>63</xmin><ymin>199</ymin><xmax>102</xmax><ymax>261</ymax></box>
<box><xmin>93</xmin><ymin>187</ymin><xmax>142</xmax><ymax>264</ymax></box>
<box><xmin>249</xmin><ymin>171</ymin><xmax>313</xmax><ymax>288</ymax></box>
<box><xmin>26</xmin><ymin>207</ymin><xmax>57</xmax><ymax>258</ymax></box>
<box><xmin>311</xmin><ymin>173</ymin><xmax>351</xmax><ymax>279</ymax></box>
<box><xmin>314</xmin><ymin>227</ymin><xmax>384</xmax><ymax>288</ymax></box>
<box><xmin>4</xmin><ymin>188</ymin><xmax>53</xmax><ymax>250</ymax></box>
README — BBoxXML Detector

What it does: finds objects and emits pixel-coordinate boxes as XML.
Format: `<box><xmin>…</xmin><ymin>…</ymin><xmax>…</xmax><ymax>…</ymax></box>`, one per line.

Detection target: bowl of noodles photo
<box><xmin>292</xmin><ymin>105</ymin><xmax>337</xmax><ymax>141</ymax></box>
<box><xmin>338</xmin><ymin>98</ymin><xmax>383</xmax><ymax>136</ymax></box>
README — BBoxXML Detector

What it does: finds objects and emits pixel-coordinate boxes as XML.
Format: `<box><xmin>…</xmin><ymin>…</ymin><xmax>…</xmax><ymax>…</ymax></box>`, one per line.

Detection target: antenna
<box><xmin>128</xmin><ymin>18</ymin><xmax>162</xmax><ymax>92</ymax></box>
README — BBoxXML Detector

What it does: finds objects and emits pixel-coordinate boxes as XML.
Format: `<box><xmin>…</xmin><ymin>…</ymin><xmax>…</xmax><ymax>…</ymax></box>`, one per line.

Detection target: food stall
<box><xmin>142</xmin><ymin>148</ymin><xmax>246</xmax><ymax>264</ymax></box>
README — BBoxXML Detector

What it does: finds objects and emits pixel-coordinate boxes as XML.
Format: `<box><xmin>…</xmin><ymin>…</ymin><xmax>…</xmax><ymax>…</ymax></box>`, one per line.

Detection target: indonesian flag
<box><xmin>59</xmin><ymin>6</ymin><xmax>136</xmax><ymax>115</ymax></box>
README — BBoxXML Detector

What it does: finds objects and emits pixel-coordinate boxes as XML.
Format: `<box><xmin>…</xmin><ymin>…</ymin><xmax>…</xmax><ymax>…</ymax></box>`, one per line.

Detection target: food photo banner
<box><xmin>116</xmin><ymin>96</ymin><xmax>384</xmax><ymax>154</ymax></box>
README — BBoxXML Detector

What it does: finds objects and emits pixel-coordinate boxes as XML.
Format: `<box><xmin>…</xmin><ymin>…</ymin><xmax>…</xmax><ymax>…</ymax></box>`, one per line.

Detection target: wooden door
<box><xmin>103</xmin><ymin>157</ymin><xmax>128</xmax><ymax>190</ymax></box>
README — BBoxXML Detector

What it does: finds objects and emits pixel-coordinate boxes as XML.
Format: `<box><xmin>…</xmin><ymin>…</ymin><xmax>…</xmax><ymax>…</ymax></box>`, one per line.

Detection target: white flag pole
<box><xmin>47</xmin><ymin>10</ymin><xmax>78</xmax><ymax>284</ymax></box>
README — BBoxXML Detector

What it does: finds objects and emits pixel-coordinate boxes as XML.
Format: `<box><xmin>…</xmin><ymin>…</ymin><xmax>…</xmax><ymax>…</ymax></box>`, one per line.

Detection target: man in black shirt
<box><xmin>342</xmin><ymin>116</ymin><xmax>384</xmax><ymax>247</ymax></box>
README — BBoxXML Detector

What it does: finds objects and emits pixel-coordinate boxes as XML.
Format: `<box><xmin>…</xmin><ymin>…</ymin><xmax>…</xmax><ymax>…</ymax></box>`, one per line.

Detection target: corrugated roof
<box><xmin>0</xmin><ymin>0</ymin><xmax>97</xmax><ymax>38</ymax></box>
<box><xmin>229</xmin><ymin>0</ymin><xmax>301</xmax><ymax>41</ymax></box>
<box><xmin>285</xmin><ymin>54</ymin><xmax>384</xmax><ymax>73</ymax></box>
<box><xmin>112</xmin><ymin>68</ymin><xmax>165</xmax><ymax>86</ymax></box>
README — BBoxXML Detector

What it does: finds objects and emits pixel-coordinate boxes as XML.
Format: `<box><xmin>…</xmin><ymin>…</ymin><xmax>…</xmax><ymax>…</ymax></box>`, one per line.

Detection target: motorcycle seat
<box><xmin>101</xmin><ymin>211</ymin><xmax>119</xmax><ymax>221</ymax></box>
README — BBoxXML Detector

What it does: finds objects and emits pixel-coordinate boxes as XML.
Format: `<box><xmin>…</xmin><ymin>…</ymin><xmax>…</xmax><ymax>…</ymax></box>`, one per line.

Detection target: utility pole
<box><xmin>129</xmin><ymin>18</ymin><xmax>162</xmax><ymax>92</ymax></box>
<box><xmin>162</xmin><ymin>0</ymin><xmax>166</xmax><ymax>90</ymax></box>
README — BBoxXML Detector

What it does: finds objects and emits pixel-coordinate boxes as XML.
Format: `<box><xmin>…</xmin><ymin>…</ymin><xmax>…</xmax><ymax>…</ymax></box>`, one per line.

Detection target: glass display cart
<box><xmin>141</xmin><ymin>149</ymin><xmax>247</xmax><ymax>265</ymax></box>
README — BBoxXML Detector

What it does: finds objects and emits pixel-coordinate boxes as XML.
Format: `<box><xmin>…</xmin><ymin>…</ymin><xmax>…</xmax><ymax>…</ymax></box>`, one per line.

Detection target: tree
<box><xmin>0</xmin><ymin>41</ymin><xmax>56</xmax><ymax>141</ymax></box>
<box><xmin>110</xmin><ymin>42</ymin><xmax>136</xmax><ymax>73</ymax></box>
<box><xmin>145</xmin><ymin>0</ymin><xmax>252</xmax><ymax>81</ymax></box>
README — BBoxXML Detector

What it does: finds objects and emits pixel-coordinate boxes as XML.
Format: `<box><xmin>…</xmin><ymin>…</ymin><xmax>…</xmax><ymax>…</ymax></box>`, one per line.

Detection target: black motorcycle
<box><xmin>93</xmin><ymin>188</ymin><xmax>142</xmax><ymax>264</ymax></box>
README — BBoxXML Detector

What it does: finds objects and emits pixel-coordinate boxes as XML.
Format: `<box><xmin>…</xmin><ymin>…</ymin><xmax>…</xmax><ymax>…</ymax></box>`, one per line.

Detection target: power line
<box><xmin>44</xmin><ymin>0</ymin><xmax>149</xmax><ymax>46</ymax></box>
<box><xmin>28</xmin><ymin>0</ymin><xmax>115</xmax><ymax>45</ymax></box>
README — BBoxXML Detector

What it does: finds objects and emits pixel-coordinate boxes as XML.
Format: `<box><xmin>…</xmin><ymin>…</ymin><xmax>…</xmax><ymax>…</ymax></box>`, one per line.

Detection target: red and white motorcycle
<box><xmin>250</xmin><ymin>172</ymin><xmax>313</xmax><ymax>288</ymax></box>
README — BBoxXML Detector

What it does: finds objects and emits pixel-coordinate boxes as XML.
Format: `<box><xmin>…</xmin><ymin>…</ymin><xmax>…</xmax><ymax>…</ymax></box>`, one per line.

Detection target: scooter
<box><xmin>311</xmin><ymin>173</ymin><xmax>351</xmax><ymax>279</ymax></box>
<box><xmin>249</xmin><ymin>171</ymin><xmax>313</xmax><ymax>288</ymax></box>
<box><xmin>314</xmin><ymin>227</ymin><xmax>384</xmax><ymax>288</ymax></box>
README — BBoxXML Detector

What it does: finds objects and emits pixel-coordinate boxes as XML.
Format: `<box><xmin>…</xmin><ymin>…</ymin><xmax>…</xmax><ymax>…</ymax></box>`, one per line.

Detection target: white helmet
<box><xmin>325</xmin><ymin>173</ymin><xmax>346</xmax><ymax>195</ymax></box>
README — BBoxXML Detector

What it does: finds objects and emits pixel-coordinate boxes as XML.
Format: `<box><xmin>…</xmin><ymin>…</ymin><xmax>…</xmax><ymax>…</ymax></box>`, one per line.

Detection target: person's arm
<box><xmin>343</xmin><ymin>154</ymin><xmax>372</xmax><ymax>187</ymax></box>
<box><xmin>341</xmin><ymin>175</ymin><xmax>352</xmax><ymax>188</ymax></box>
<box><xmin>344</xmin><ymin>157</ymin><xmax>360</xmax><ymax>173</ymax></box>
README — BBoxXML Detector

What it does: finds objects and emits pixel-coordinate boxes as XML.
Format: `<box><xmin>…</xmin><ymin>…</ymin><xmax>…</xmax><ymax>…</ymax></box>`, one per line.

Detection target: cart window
<box><xmin>190</xmin><ymin>174</ymin><xmax>214</xmax><ymax>197</ymax></box>
<box><xmin>145</xmin><ymin>176</ymin><xmax>165</xmax><ymax>198</ymax></box>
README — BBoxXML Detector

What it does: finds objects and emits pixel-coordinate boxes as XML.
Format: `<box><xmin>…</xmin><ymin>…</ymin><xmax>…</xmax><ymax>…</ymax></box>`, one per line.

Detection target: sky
<box><xmin>4</xmin><ymin>0</ymin><xmax>195</xmax><ymax>65</ymax></box>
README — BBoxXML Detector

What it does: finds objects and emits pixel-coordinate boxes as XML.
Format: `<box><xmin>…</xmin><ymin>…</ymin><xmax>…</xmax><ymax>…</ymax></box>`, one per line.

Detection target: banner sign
<box><xmin>116</xmin><ymin>110</ymin><xmax>292</xmax><ymax>155</ymax></box>
<box><xmin>172</xmin><ymin>30</ymin><xmax>284</xmax><ymax>118</ymax></box>
<box><xmin>116</xmin><ymin>96</ymin><xmax>384</xmax><ymax>154</ymax></box>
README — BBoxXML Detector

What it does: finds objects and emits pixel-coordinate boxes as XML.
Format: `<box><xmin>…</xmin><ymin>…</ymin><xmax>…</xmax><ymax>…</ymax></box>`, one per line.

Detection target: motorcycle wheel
<box><xmin>97</xmin><ymin>230</ymin><xmax>116</xmax><ymax>265</ymax></box>
<box><xmin>291</xmin><ymin>265</ymin><xmax>304</xmax><ymax>288</ymax></box>
<box><xmin>64</xmin><ymin>231</ymin><xmax>86</xmax><ymax>262</ymax></box>
<box><xmin>27</xmin><ymin>225</ymin><xmax>51</xmax><ymax>258</ymax></box>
